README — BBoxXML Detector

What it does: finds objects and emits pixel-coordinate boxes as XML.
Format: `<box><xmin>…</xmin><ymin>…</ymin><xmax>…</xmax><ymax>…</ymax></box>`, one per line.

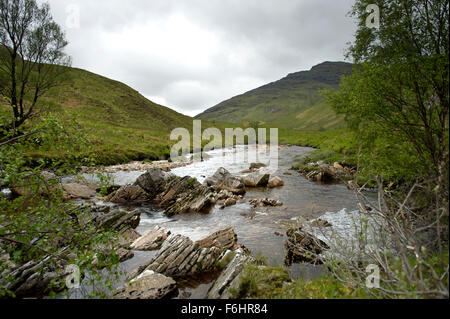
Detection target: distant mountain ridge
<box><xmin>196</xmin><ymin>61</ymin><xmax>353</xmax><ymax>130</ymax></box>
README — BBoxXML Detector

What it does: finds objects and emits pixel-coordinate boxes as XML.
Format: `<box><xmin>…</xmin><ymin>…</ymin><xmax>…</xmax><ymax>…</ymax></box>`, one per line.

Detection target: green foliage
<box><xmin>0</xmin><ymin>115</ymin><xmax>120</xmax><ymax>298</ymax></box>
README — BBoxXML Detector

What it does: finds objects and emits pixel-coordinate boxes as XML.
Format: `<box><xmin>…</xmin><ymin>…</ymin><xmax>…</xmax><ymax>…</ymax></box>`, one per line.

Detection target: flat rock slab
<box><xmin>62</xmin><ymin>183</ymin><xmax>97</xmax><ymax>199</ymax></box>
<box><xmin>242</xmin><ymin>172</ymin><xmax>270</xmax><ymax>187</ymax></box>
<box><xmin>108</xmin><ymin>185</ymin><xmax>148</xmax><ymax>203</ymax></box>
<box><xmin>130</xmin><ymin>226</ymin><xmax>171</xmax><ymax>251</ymax></box>
<box><xmin>196</xmin><ymin>227</ymin><xmax>237</xmax><ymax>250</ymax></box>
<box><xmin>114</xmin><ymin>270</ymin><xmax>177</xmax><ymax>299</ymax></box>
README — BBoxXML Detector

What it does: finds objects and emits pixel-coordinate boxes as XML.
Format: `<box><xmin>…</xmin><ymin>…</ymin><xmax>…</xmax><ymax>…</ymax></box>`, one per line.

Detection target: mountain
<box><xmin>196</xmin><ymin>61</ymin><xmax>353</xmax><ymax>130</ymax></box>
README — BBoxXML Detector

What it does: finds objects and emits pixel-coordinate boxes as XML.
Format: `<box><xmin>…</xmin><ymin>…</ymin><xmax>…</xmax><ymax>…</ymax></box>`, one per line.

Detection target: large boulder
<box><xmin>268</xmin><ymin>176</ymin><xmax>284</xmax><ymax>188</ymax></box>
<box><xmin>207</xmin><ymin>250</ymin><xmax>253</xmax><ymax>299</ymax></box>
<box><xmin>114</xmin><ymin>270</ymin><xmax>177</xmax><ymax>299</ymax></box>
<box><xmin>284</xmin><ymin>227</ymin><xmax>329</xmax><ymax>265</ymax></box>
<box><xmin>242</xmin><ymin>172</ymin><xmax>270</xmax><ymax>187</ymax></box>
<box><xmin>130</xmin><ymin>226</ymin><xmax>171</xmax><ymax>251</ymax></box>
<box><xmin>196</xmin><ymin>227</ymin><xmax>238</xmax><ymax>250</ymax></box>
<box><xmin>108</xmin><ymin>185</ymin><xmax>148</xmax><ymax>203</ymax></box>
<box><xmin>129</xmin><ymin>228</ymin><xmax>239</xmax><ymax>280</ymax></box>
<box><xmin>158</xmin><ymin>176</ymin><xmax>215</xmax><ymax>216</ymax></box>
<box><xmin>62</xmin><ymin>183</ymin><xmax>97</xmax><ymax>199</ymax></box>
<box><xmin>249</xmin><ymin>163</ymin><xmax>267</xmax><ymax>170</ymax></box>
<box><xmin>204</xmin><ymin>168</ymin><xmax>246</xmax><ymax>195</ymax></box>
<box><xmin>133</xmin><ymin>168</ymin><xmax>174</xmax><ymax>198</ymax></box>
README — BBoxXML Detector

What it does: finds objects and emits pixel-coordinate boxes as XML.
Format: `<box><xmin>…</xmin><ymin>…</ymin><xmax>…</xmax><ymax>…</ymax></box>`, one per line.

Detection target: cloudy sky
<box><xmin>41</xmin><ymin>0</ymin><xmax>357</xmax><ymax>116</ymax></box>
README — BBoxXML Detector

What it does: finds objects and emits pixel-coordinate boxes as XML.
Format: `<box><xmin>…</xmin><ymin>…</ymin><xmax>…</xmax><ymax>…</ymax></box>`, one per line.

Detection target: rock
<box><xmin>108</xmin><ymin>185</ymin><xmax>148</xmax><ymax>203</ymax></box>
<box><xmin>130</xmin><ymin>226</ymin><xmax>171</xmax><ymax>251</ymax></box>
<box><xmin>11</xmin><ymin>171</ymin><xmax>61</xmax><ymax>197</ymax></box>
<box><xmin>249</xmin><ymin>163</ymin><xmax>267</xmax><ymax>170</ymax></box>
<box><xmin>158</xmin><ymin>176</ymin><xmax>215</xmax><ymax>217</ymax></box>
<box><xmin>90</xmin><ymin>206</ymin><xmax>141</xmax><ymax>232</ymax></box>
<box><xmin>114</xmin><ymin>270</ymin><xmax>177</xmax><ymax>299</ymax></box>
<box><xmin>206</xmin><ymin>251</ymin><xmax>253</xmax><ymax>299</ymax></box>
<box><xmin>284</xmin><ymin>227</ymin><xmax>329</xmax><ymax>265</ymax></box>
<box><xmin>196</xmin><ymin>227</ymin><xmax>237</xmax><ymax>250</ymax></box>
<box><xmin>134</xmin><ymin>168</ymin><xmax>174</xmax><ymax>198</ymax></box>
<box><xmin>347</xmin><ymin>180</ymin><xmax>359</xmax><ymax>190</ymax></box>
<box><xmin>224</xmin><ymin>198</ymin><xmax>237</xmax><ymax>207</ymax></box>
<box><xmin>267</xmin><ymin>176</ymin><xmax>284</xmax><ymax>188</ymax></box>
<box><xmin>117</xmin><ymin>248</ymin><xmax>134</xmax><ymax>262</ymax></box>
<box><xmin>204</xmin><ymin>168</ymin><xmax>246</xmax><ymax>195</ymax></box>
<box><xmin>249</xmin><ymin>198</ymin><xmax>283</xmax><ymax>207</ymax></box>
<box><xmin>118</xmin><ymin>228</ymin><xmax>142</xmax><ymax>247</ymax></box>
<box><xmin>333</xmin><ymin>162</ymin><xmax>344</xmax><ymax>170</ymax></box>
<box><xmin>62</xmin><ymin>183</ymin><xmax>97</xmax><ymax>199</ymax></box>
<box><xmin>130</xmin><ymin>228</ymin><xmax>238</xmax><ymax>280</ymax></box>
<box><xmin>242</xmin><ymin>172</ymin><xmax>270</xmax><ymax>187</ymax></box>
<box><xmin>310</xmin><ymin>219</ymin><xmax>332</xmax><ymax>228</ymax></box>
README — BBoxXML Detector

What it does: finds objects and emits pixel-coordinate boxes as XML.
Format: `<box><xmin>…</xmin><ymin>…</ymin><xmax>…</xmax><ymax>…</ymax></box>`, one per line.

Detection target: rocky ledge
<box><xmin>115</xmin><ymin>227</ymin><xmax>251</xmax><ymax>299</ymax></box>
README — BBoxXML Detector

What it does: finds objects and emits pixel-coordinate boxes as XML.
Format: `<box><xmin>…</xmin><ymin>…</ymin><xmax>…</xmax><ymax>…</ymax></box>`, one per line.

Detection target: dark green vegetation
<box><xmin>197</xmin><ymin>61</ymin><xmax>352</xmax><ymax>130</ymax></box>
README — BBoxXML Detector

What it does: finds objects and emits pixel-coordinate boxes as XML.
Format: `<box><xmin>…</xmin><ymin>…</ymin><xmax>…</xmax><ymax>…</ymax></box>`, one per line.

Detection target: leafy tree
<box><xmin>326</xmin><ymin>0</ymin><xmax>449</xmax><ymax>184</ymax></box>
<box><xmin>0</xmin><ymin>0</ymin><xmax>71</xmax><ymax>132</ymax></box>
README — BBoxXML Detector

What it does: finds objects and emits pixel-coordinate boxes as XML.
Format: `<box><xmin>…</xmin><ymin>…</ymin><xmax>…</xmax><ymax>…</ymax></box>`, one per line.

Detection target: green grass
<box><xmin>230</xmin><ymin>263</ymin><xmax>367</xmax><ymax>299</ymax></box>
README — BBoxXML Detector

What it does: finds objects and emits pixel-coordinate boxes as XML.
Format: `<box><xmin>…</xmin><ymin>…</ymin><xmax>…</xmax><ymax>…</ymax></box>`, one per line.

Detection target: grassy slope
<box><xmin>196</xmin><ymin>61</ymin><xmax>353</xmax><ymax>131</ymax></box>
<box><xmin>31</xmin><ymin>67</ymin><xmax>199</xmax><ymax>164</ymax></box>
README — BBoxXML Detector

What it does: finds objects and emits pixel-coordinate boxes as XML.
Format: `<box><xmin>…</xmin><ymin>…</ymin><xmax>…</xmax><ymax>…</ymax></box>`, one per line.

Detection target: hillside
<box><xmin>196</xmin><ymin>61</ymin><xmax>353</xmax><ymax>130</ymax></box>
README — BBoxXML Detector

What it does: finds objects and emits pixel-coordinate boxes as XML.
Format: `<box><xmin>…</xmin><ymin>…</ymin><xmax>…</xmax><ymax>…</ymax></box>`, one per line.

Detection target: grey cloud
<box><xmin>41</xmin><ymin>0</ymin><xmax>356</xmax><ymax>117</ymax></box>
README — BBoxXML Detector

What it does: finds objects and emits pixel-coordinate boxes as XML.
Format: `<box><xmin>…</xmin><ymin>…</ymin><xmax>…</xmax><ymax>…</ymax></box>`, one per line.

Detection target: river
<box><xmin>69</xmin><ymin>145</ymin><xmax>370</xmax><ymax>299</ymax></box>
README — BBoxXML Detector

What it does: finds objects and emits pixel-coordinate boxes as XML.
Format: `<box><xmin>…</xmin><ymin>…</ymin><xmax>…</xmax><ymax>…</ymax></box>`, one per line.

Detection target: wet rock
<box><xmin>310</xmin><ymin>219</ymin><xmax>332</xmax><ymax>228</ymax></box>
<box><xmin>204</xmin><ymin>168</ymin><xmax>246</xmax><ymax>195</ymax></box>
<box><xmin>90</xmin><ymin>206</ymin><xmax>141</xmax><ymax>232</ymax></box>
<box><xmin>249</xmin><ymin>198</ymin><xmax>283</xmax><ymax>207</ymax></box>
<box><xmin>196</xmin><ymin>228</ymin><xmax>237</xmax><ymax>250</ymax></box>
<box><xmin>158</xmin><ymin>176</ymin><xmax>215</xmax><ymax>217</ymax></box>
<box><xmin>249</xmin><ymin>163</ymin><xmax>267</xmax><ymax>170</ymax></box>
<box><xmin>118</xmin><ymin>228</ymin><xmax>142</xmax><ymax>247</ymax></box>
<box><xmin>130</xmin><ymin>228</ymin><xmax>239</xmax><ymax>280</ymax></box>
<box><xmin>268</xmin><ymin>176</ymin><xmax>284</xmax><ymax>188</ymax></box>
<box><xmin>117</xmin><ymin>248</ymin><xmax>134</xmax><ymax>262</ymax></box>
<box><xmin>206</xmin><ymin>250</ymin><xmax>253</xmax><ymax>299</ymax></box>
<box><xmin>130</xmin><ymin>226</ymin><xmax>171</xmax><ymax>251</ymax></box>
<box><xmin>62</xmin><ymin>183</ymin><xmax>97</xmax><ymax>199</ymax></box>
<box><xmin>242</xmin><ymin>172</ymin><xmax>270</xmax><ymax>187</ymax></box>
<box><xmin>134</xmin><ymin>168</ymin><xmax>175</xmax><ymax>198</ymax></box>
<box><xmin>114</xmin><ymin>270</ymin><xmax>177</xmax><ymax>299</ymax></box>
<box><xmin>284</xmin><ymin>227</ymin><xmax>329</xmax><ymax>265</ymax></box>
<box><xmin>108</xmin><ymin>185</ymin><xmax>148</xmax><ymax>203</ymax></box>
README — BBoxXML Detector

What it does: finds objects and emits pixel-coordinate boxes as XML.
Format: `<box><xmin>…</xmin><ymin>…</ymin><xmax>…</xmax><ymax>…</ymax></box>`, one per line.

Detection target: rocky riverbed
<box><xmin>1</xmin><ymin>145</ymin><xmax>376</xmax><ymax>299</ymax></box>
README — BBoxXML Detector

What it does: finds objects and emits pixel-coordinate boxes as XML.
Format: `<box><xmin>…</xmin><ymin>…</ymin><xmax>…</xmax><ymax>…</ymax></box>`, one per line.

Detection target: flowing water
<box><xmin>71</xmin><ymin>145</ymin><xmax>372</xmax><ymax>298</ymax></box>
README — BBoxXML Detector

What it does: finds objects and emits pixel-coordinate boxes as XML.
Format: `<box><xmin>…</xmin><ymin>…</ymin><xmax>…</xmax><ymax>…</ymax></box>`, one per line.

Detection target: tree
<box><xmin>0</xmin><ymin>0</ymin><xmax>71</xmax><ymax>132</ymax></box>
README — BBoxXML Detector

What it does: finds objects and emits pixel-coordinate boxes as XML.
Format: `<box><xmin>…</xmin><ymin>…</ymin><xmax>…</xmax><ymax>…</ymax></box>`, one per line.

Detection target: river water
<box><xmin>73</xmin><ymin>145</ymin><xmax>370</xmax><ymax>298</ymax></box>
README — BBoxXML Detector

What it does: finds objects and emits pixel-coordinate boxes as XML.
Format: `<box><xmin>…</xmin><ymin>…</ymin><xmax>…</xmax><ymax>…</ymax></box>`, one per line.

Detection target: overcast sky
<box><xmin>41</xmin><ymin>0</ymin><xmax>357</xmax><ymax>117</ymax></box>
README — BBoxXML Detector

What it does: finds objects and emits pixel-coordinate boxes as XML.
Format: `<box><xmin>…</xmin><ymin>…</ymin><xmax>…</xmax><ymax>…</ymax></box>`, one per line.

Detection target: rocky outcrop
<box><xmin>242</xmin><ymin>172</ymin><xmax>270</xmax><ymax>187</ymax></box>
<box><xmin>206</xmin><ymin>250</ymin><xmax>253</xmax><ymax>299</ymax></box>
<box><xmin>130</xmin><ymin>226</ymin><xmax>171</xmax><ymax>251</ymax></box>
<box><xmin>196</xmin><ymin>227</ymin><xmax>238</xmax><ymax>251</ymax></box>
<box><xmin>133</xmin><ymin>168</ymin><xmax>175</xmax><ymax>198</ymax></box>
<box><xmin>90</xmin><ymin>206</ymin><xmax>141</xmax><ymax>233</ymax></box>
<box><xmin>284</xmin><ymin>227</ymin><xmax>329</xmax><ymax>265</ymax></box>
<box><xmin>299</xmin><ymin>162</ymin><xmax>354</xmax><ymax>183</ymax></box>
<box><xmin>114</xmin><ymin>270</ymin><xmax>177</xmax><ymax>299</ymax></box>
<box><xmin>157</xmin><ymin>176</ymin><xmax>215</xmax><ymax>217</ymax></box>
<box><xmin>129</xmin><ymin>228</ymin><xmax>239</xmax><ymax>280</ymax></box>
<box><xmin>249</xmin><ymin>198</ymin><xmax>283</xmax><ymax>207</ymax></box>
<box><xmin>107</xmin><ymin>185</ymin><xmax>148</xmax><ymax>203</ymax></box>
<box><xmin>249</xmin><ymin>163</ymin><xmax>267</xmax><ymax>170</ymax></box>
<box><xmin>62</xmin><ymin>183</ymin><xmax>98</xmax><ymax>200</ymax></box>
<box><xmin>268</xmin><ymin>176</ymin><xmax>284</xmax><ymax>188</ymax></box>
<box><xmin>204</xmin><ymin>168</ymin><xmax>246</xmax><ymax>195</ymax></box>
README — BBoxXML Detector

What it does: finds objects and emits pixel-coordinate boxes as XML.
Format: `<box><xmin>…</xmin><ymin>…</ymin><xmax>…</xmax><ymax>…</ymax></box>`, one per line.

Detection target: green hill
<box><xmin>0</xmin><ymin>62</ymin><xmax>196</xmax><ymax>164</ymax></box>
<box><xmin>196</xmin><ymin>61</ymin><xmax>353</xmax><ymax>130</ymax></box>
